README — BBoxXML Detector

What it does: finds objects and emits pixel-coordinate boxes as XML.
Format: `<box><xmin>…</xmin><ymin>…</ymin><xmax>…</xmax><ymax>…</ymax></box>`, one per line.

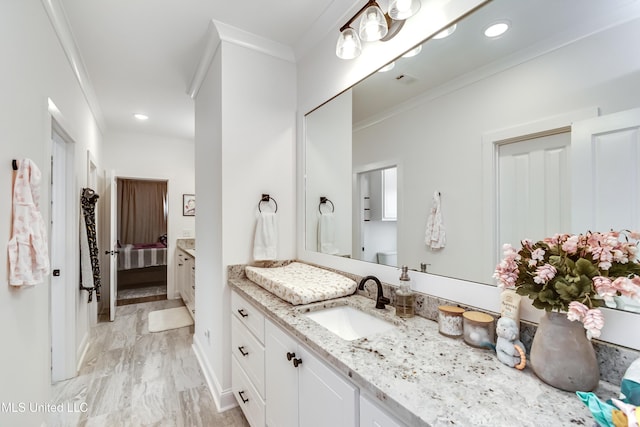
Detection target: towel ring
<box><xmin>318</xmin><ymin>197</ymin><xmax>334</xmax><ymax>214</ymax></box>
<box><xmin>258</xmin><ymin>194</ymin><xmax>278</xmax><ymax>213</ymax></box>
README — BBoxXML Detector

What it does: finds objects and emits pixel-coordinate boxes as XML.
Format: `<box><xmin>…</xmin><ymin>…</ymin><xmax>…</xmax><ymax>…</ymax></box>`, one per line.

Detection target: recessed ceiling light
<box><xmin>433</xmin><ymin>23</ymin><xmax>457</xmax><ymax>40</ymax></box>
<box><xmin>378</xmin><ymin>62</ymin><xmax>395</xmax><ymax>72</ymax></box>
<box><xmin>484</xmin><ymin>20</ymin><xmax>510</xmax><ymax>38</ymax></box>
<box><xmin>402</xmin><ymin>45</ymin><xmax>422</xmax><ymax>58</ymax></box>
<box><xmin>133</xmin><ymin>113</ymin><xmax>149</xmax><ymax>121</ymax></box>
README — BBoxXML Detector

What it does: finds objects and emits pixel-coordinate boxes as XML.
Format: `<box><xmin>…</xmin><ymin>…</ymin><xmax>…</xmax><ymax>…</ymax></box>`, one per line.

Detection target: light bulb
<box><xmin>358</xmin><ymin>5</ymin><xmax>387</xmax><ymax>42</ymax></box>
<box><xmin>336</xmin><ymin>28</ymin><xmax>362</xmax><ymax>59</ymax></box>
<box><xmin>388</xmin><ymin>0</ymin><xmax>421</xmax><ymax>20</ymax></box>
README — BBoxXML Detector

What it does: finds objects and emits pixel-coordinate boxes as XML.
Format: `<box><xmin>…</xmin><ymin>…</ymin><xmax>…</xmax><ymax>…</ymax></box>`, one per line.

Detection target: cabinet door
<box><xmin>265</xmin><ymin>320</ymin><xmax>298</xmax><ymax>427</ymax></box>
<box><xmin>176</xmin><ymin>252</ymin><xmax>185</xmax><ymax>299</ymax></box>
<box><xmin>298</xmin><ymin>345</ymin><xmax>358</xmax><ymax>427</ymax></box>
<box><xmin>360</xmin><ymin>394</ymin><xmax>405</xmax><ymax>427</ymax></box>
<box><xmin>185</xmin><ymin>256</ymin><xmax>195</xmax><ymax>314</ymax></box>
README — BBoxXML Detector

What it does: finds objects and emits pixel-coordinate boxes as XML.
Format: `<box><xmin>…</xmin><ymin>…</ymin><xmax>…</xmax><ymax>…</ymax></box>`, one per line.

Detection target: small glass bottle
<box><xmin>395</xmin><ymin>265</ymin><xmax>415</xmax><ymax>318</ymax></box>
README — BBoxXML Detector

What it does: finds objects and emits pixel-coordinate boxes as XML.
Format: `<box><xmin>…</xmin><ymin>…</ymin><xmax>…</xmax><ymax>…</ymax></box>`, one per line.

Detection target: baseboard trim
<box><xmin>76</xmin><ymin>331</ymin><xmax>90</xmax><ymax>374</ymax></box>
<box><xmin>192</xmin><ymin>335</ymin><xmax>238</xmax><ymax>412</ymax></box>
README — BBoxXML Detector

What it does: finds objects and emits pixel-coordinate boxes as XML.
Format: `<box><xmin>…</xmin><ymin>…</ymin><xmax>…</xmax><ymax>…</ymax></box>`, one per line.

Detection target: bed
<box><xmin>118</xmin><ymin>242</ymin><xmax>167</xmax><ymax>271</ymax></box>
<box><xmin>117</xmin><ymin>242</ymin><xmax>168</xmax><ymax>289</ymax></box>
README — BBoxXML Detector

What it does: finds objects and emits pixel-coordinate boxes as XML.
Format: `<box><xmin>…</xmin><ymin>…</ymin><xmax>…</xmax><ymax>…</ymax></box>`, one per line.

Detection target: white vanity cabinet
<box><xmin>265</xmin><ymin>318</ymin><xmax>358</xmax><ymax>427</ymax></box>
<box><xmin>176</xmin><ymin>249</ymin><xmax>195</xmax><ymax>318</ymax></box>
<box><xmin>231</xmin><ymin>291</ymin><xmax>266</xmax><ymax>427</ymax></box>
<box><xmin>360</xmin><ymin>394</ymin><xmax>406</xmax><ymax>427</ymax></box>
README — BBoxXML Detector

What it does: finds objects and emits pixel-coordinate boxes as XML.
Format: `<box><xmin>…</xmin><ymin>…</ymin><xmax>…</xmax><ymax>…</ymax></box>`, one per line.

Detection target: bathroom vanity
<box><xmin>229</xmin><ymin>268</ymin><xmax>618</xmax><ymax>427</ymax></box>
<box><xmin>176</xmin><ymin>239</ymin><xmax>195</xmax><ymax>318</ymax></box>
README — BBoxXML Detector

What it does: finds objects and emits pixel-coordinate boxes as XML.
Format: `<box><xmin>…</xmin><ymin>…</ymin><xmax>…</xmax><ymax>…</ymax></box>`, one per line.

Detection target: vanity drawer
<box><xmin>232</xmin><ymin>291</ymin><xmax>265</xmax><ymax>342</ymax></box>
<box><xmin>232</xmin><ymin>355</ymin><xmax>266</xmax><ymax>427</ymax></box>
<box><xmin>231</xmin><ymin>316</ymin><xmax>266</xmax><ymax>398</ymax></box>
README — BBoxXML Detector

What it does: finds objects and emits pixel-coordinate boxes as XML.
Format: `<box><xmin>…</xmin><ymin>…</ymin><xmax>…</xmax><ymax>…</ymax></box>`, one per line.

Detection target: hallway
<box><xmin>49</xmin><ymin>299</ymin><xmax>249</xmax><ymax>426</ymax></box>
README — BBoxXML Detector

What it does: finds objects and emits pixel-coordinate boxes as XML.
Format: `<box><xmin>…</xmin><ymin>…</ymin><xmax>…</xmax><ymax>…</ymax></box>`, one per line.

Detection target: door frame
<box><xmin>109</xmin><ymin>174</ymin><xmax>170</xmax><ymax>316</ymax></box>
<box><xmin>49</xmin><ymin>100</ymin><xmax>78</xmax><ymax>382</ymax></box>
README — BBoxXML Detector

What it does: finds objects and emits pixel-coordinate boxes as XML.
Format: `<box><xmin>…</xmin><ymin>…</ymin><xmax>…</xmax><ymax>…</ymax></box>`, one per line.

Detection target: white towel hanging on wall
<box><xmin>253</xmin><ymin>211</ymin><xmax>278</xmax><ymax>261</ymax></box>
<box><xmin>425</xmin><ymin>191</ymin><xmax>446</xmax><ymax>250</ymax></box>
<box><xmin>317</xmin><ymin>212</ymin><xmax>339</xmax><ymax>255</ymax></box>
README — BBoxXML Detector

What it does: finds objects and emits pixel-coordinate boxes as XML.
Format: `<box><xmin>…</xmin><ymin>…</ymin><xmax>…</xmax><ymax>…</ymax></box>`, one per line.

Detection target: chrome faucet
<box><xmin>358</xmin><ymin>276</ymin><xmax>391</xmax><ymax>309</ymax></box>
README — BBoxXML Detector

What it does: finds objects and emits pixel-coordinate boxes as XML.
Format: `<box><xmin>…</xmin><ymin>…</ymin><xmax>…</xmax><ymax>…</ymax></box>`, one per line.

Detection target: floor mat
<box><xmin>148</xmin><ymin>306</ymin><xmax>193</xmax><ymax>332</ymax></box>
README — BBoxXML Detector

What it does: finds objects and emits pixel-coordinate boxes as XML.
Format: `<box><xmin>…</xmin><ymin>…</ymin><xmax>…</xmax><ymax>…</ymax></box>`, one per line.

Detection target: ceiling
<box><xmin>58</xmin><ymin>0</ymin><xmax>640</xmax><ymax>141</ymax></box>
<box><xmin>352</xmin><ymin>0</ymin><xmax>640</xmax><ymax>124</ymax></box>
<box><xmin>59</xmin><ymin>0</ymin><xmax>359</xmax><ymax>140</ymax></box>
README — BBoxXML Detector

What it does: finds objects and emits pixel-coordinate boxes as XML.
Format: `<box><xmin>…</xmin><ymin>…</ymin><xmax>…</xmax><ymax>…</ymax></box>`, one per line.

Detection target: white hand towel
<box><xmin>253</xmin><ymin>211</ymin><xmax>278</xmax><ymax>261</ymax></box>
<box><xmin>425</xmin><ymin>191</ymin><xmax>446</xmax><ymax>250</ymax></box>
<box><xmin>317</xmin><ymin>212</ymin><xmax>339</xmax><ymax>255</ymax></box>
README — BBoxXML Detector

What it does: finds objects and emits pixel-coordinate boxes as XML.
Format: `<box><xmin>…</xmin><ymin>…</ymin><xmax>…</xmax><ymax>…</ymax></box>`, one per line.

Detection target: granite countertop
<box><xmin>176</xmin><ymin>239</ymin><xmax>195</xmax><ymax>258</ymax></box>
<box><xmin>229</xmin><ymin>275</ymin><xmax>619</xmax><ymax>427</ymax></box>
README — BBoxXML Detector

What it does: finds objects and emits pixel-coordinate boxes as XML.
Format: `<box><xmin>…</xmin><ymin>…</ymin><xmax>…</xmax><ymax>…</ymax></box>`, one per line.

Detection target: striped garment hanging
<box><xmin>80</xmin><ymin>188</ymin><xmax>101</xmax><ymax>302</ymax></box>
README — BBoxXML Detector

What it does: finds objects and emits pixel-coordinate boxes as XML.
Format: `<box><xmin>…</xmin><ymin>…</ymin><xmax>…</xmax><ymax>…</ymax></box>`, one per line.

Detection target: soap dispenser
<box><xmin>395</xmin><ymin>266</ymin><xmax>415</xmax><ymax>318</ymax></box>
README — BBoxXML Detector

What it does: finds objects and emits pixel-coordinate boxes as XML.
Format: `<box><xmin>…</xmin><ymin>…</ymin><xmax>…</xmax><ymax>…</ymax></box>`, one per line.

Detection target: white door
<box><xmin>108</xmin><ymin>172</ymin><xmax>118</xmax><ymax>321</ymax></box>
<box><xmin>571</xmin><ymin>108</ymin><xmax>640</xmax><ymax>232</ymax></box>
<box><xmin>50</xmin><ymin>128</ymin><xmax>76</xmax><ymax>382</ymax></box>
<box><xmin>497</xmin><ymin>131</ymin><xmax>571</xmax><ymax>251</ymax></box>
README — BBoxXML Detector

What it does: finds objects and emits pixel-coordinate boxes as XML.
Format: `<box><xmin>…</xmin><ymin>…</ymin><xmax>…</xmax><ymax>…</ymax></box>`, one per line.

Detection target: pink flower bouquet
<box><xmin>494</xmin><ymin>230</ymin><xmax>640</xmax><ymax>339</ymax></box>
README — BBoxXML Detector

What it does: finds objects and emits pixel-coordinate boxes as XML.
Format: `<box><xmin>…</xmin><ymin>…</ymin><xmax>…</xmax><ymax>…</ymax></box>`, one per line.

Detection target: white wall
<box><xmin>0</xmin><ymin>1</ymin><xmax>103</xmax><ymax>426</ymax></box>
<box><xmin>102</xmin><ymin>131</ymin><xmax>195</xmax><ymax>299</ymax></box>
<box><xmin>193</xmin><ymin>24</ymin><xmax>296</xmax><ymax>409</ymax></box>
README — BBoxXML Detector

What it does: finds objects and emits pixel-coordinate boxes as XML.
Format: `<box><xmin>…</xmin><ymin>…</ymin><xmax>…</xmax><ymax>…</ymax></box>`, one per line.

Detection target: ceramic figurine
<box><xmin>495</xmin><ymin>317</ymin><xmax>526</xmax><ymax>370</ymax></box>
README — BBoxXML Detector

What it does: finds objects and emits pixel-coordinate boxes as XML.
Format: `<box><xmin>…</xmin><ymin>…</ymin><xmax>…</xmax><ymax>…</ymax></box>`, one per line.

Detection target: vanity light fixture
<box><xmin>484</xmin><ymin>20</ymin><xmax>510</xmax><ymax>38</ymax></box>
<box><xmin>133</xmin><ymin>113</ymin><xmax>149</xmax><ymax>121</ymax></box>
<box><xmin>388</xmin><ymin>0</ymin><xmax>421</xmax><ymax>20</ymax></box>
<box><xmin>336</xmin><ymin>0</ymin><xmax>422</xmax><ymax>60</ymax></box>
<box><xmin>402</xmin><ymin>45</ymin><xmax>422</xmax><ymax>58</ymax></box>
<box><xmin>359</xmin><ymin>2</ymin><xmax>388</xmax><ymax>42</ymax></box>
<box><xmin>378</xmin><ymin>62</ymin><xmax>396</xmax><ymax>72</ymax></box>
<box><xmin>433</xmin><ymin>23</ymin><xmax>457</xmax><ymax>40</ymax></box>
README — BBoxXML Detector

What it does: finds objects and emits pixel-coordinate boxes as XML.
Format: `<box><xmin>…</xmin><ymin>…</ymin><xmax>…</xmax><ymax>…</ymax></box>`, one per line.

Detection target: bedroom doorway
<box><xmin>116</xmin><ymin>178</ymin><xmax>168</xmax><ymax>305</ymax></box>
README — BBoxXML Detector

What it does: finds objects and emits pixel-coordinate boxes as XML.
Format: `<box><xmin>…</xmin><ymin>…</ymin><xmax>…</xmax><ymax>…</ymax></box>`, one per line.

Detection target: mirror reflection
<box><xmin>304</xmin><ymin>0</ymin><xmax>640</xmax><ymax>313</ymax></box>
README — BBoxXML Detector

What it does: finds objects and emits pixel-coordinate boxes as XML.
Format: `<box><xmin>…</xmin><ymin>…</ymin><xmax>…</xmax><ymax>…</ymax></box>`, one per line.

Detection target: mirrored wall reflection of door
<box><xmin>357</xmin><ymin>166</ymin><xmax>398</xmax><ymax>266</ymax></box>
<box><xmin>497</xmin><ymin>130</ymin><xmax>571</xmax><ymax>259</ymax></box>
<box><xmin>572</xmin><ymin>108</ymin><xmax>640</xmax><ymax>313</ymax></box>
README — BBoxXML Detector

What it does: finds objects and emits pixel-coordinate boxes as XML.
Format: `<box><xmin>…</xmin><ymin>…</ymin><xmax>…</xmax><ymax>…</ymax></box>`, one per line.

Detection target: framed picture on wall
<box><xmin>183</xmin><ymin>194</ymin><xmax>195</xmax><ymax>216</ymax></box>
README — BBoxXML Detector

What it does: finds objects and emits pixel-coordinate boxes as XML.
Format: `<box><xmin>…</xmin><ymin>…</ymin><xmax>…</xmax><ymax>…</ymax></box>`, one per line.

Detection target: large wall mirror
<box><xmin>304</xmin><ymin>0</ymin><xmax>640</xmax><ymax>313</ymax></box>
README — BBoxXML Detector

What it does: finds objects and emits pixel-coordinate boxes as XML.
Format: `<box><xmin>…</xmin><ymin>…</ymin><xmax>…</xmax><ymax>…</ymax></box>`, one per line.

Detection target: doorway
<box><xmin>356</xmin><ymin>166</ymin><xmax>398</xmax><ymax>266</ymax></box>
<box><xmin>115</xmin><ymin>178</ymin><xmax>168</xmax><ymax>305</ymax></box>
<box><xmin>50</xmin><ymin>122</ymin><xmax>77</xmax><ymax>382</ymax></box>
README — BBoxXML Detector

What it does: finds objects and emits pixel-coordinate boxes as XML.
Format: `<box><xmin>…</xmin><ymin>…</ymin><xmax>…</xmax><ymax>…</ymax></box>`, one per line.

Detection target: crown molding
<box><xmin>41</xmin><ymin>0</ymin><xmax>106</xmax><ymax>133</ymax></box>
<box><xmin>188</xmin><ymin>19</ymin><xmax>295</xmax><ymax>99</ymax></box>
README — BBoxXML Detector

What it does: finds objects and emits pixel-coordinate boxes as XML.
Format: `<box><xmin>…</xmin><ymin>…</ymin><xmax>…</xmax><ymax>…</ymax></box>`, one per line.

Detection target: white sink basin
<box><xmin>304</xmin><ymin>306</ymin><xmax>395</xmax><ymax>341</ymax></box>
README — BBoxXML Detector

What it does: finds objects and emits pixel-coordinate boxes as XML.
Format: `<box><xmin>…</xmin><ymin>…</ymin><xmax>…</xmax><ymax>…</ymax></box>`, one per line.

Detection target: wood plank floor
<box><xmin>49</xmin><ymin>299</ymin><xmax>249</xmax><ymax>427</ymax></box>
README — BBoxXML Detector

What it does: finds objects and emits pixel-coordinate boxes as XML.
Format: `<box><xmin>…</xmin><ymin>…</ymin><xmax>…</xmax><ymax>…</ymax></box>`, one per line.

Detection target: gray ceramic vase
<box><xmin>529</xmin><ymin>311</ymin><xmax>600</xmax><ymax>392</ymax></box>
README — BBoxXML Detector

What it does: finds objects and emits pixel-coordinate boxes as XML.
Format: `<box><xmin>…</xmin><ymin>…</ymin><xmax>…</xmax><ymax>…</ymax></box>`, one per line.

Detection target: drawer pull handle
<box><xmin>286</xmin><ymin>352</ymin><xmax>296</xmax><ymax>361</ymax></box>
<box><xmin>237</xmin><ymin>309</ymin><xmax>248</xmax><ymax>318</ymax></box>
<box><xmin>238</xmin><ymin>390</ymin><xmax>249</xmax><ymax>404</ymax></box>
<box><xmin>238</xmin><ymin>346</ymin><xmax>249</xmax><ymax>357</ymax></box>
<box><xmin>293</xmin><ymin>358</ymin><xmax>303</xmax><ymax>368</ymax></box>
